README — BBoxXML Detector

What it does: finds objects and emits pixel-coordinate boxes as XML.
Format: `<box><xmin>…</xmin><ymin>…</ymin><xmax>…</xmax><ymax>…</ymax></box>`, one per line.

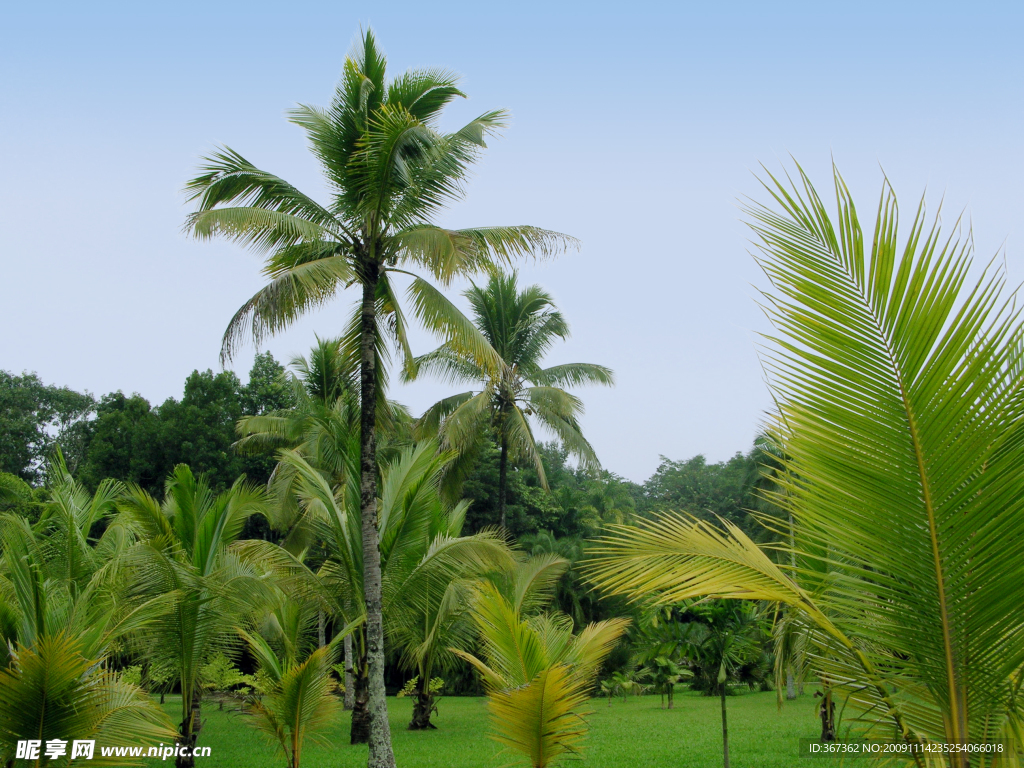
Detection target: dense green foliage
<box><xmin>0</xmin><ymin>353</ymin><xmax>293</xmax><ymax>496</ymax></box>
<box><xmin>0</xmin><ymin>370</ymin><xmax>94</xmax><ymax>481</ymax></box>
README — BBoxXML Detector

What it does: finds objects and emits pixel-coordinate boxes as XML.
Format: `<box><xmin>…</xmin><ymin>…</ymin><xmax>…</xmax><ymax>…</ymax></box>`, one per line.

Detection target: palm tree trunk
<box><xmin>357</xmin><ymin>265</ymin><xmax>396</xmax><ymax>768</ymax></box>
<box><xmin>498</xmin><ymin>435</ymin><xmax>508</xmax><ymax>529</ymax></box>
<box><xmin>408</xmin><ymin>673</ymin><xmax>437</xmax><ymax>731</ymax></box>
<box><xmin>344</xmin><ymin>631</ymin><xmax>355</xmax><ymax>711</ymax></box>
<box><xmin>819</xmin><ymin>684</ymin><xmax>836</xmax><ymax>742</ymax></box>
<box><xmin>720</xmin><ymin>683</ymin><xmax>730</xmax><ymax>768</ymax></box>
<box><xmin>350</xmin><ymin>656</ymin><xmax>370</xmax><ymax>744</ymax></box>
<box><xmin>176</xmin><ymin>687</ymin><xmax>202</xmax><ymax>768</ymax></box>
<box><xmin>786</xmin><ymin>667</ymin><xmax>796</xmax><ymax>700</ymax></box>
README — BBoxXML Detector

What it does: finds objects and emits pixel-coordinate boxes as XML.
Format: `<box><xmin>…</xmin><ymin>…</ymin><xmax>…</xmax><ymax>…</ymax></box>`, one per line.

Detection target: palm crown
<box><xmin>409</xmin><ymin>271</ymin><xmax>613</xmax><ymax>526</ymax></box>
<box><xmin>185</xmin><ymin>30</ymin><xmax>573</xmax><ymax>366</ymax></box>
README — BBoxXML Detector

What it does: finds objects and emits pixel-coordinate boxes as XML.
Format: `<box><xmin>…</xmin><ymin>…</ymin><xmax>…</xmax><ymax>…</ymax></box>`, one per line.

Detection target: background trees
<box><xmin>0</xmin><ymin>370</ymin><xmax>94</xmax><ymax>481</ymax></box>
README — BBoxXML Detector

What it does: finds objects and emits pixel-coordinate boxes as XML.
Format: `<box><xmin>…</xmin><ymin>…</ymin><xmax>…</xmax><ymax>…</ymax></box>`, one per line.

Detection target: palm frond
<box><xmin>486</xmin><ymin>664</ymin><xmax>590</xmax><ymax>768</ymax></box>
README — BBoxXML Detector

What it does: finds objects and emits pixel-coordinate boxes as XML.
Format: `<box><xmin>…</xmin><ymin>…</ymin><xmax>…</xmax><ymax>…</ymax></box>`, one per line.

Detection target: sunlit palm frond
<box><xmin>0</xmin><ymin>633</ymin><xmax>176</xmax><ymax>766</ymax></box>
<box><xmin>405</xmin><ymin>276</ymin><xmax>502</xmax><ymax>374</ymax></box>
<box><xmin>486</xmin><ymin>664</ymin><xmax>590</xmax><ymax>768</ymax></box>
<box><xmin>531</xmin><ymin>363</ymin><xmax>615</xmax><ymax>389</ymax></box>
<box><xmin>588</xmin><ymin>161</ymin><xmax>1024</xmax><ymax>759</ymax></box>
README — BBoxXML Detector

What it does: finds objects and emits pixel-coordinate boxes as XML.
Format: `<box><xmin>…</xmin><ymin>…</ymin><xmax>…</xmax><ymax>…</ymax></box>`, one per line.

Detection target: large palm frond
<box><xmin>0</xmin><ymin>633</ymin><xmax>176</xmax><ymax>766</ymax></box>
<box><xmin>587</xmin><ymin>162</ymin><xmax>1024</xmax><ymax>762</ymax></box>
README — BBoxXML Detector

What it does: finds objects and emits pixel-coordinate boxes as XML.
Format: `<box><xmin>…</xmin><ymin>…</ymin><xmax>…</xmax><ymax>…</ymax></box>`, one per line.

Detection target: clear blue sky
<box><xmin>3</xmin><ymin>1</ymin><xmax>1022</xmax><ymax>481</ymax></box>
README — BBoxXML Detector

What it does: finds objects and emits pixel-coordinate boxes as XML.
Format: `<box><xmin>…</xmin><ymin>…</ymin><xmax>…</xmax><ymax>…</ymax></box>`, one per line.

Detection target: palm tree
<box><xmin>185</xmin><ymin>32</ymin><xmax>573</xmax><ymax>766</ymax></box>
<box><xmin>236</xmin><ymin>336</ymin><xmax>413</xmax><ymax>719</ymax></box>
<box><xmin>410</xmin><ymin>272</ymin><xmax>613</xmax><ymax>527</ymax></box>
<box><xmin>241</xmin><ymin>597</ymin><xmax>348</xmax><ymax>768</ymax></box>
<box><xmin>673</xmin><ymin>601</ymin><xmax>769</xmax><ymax>768</ymax></box>
<box><xmin>118</xmin><ymin>466</ymin><xmax>272</xmax><ymax>768</ymax></box>
<box><xmin>599</xmin><ymin>669</ymin><xmax>646</xmax><ymax>705</ymax></box>
<box><xmin>454</xmin><ymin>577</ymin><xmax>628</xmax><ymax>768</ymax></box>
<box><xmin>640</xmin><ymin>655</ymin><xmax>687</xmax><ymax>709</ymax></box>
<box><xmin>586</xmin><ymin>163</ymin><xmax>1024</xmax><ymax>767</ymax></box>
<box><xmin>241</xmin><ymin>438</ymin><xmax>513</xmax><ymax>737</ymax></box>
<box><xmin>0</xmin><ymin>466</ymin><xmax>177</xmax><ymax>763</ymax></box>
<box><xmin>246</xmin><ymin>645</ymin><xmax>340</xmax><ymax>768</ymax></box>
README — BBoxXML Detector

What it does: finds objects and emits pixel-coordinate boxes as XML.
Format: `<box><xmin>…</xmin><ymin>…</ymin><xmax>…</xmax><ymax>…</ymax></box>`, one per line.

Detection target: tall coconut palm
<box><xmin>409</xmin><ymin>272</ymin><xmax>613</xmax><ymax>528</ymax></box>
<box><xmin>118</xmin><ymin>466</ymin><xmax>272</xmax><ymax>768</ymax></box>
<box><xmin>236</xmin><ymin>337</ymin><xmax>408</xmax><ymax>726</ymax></box>
<box><xmin>185</xmin><ymin>32</ymin><xmax>573</xmax><ymax>766</ymax></box>
<box><xmin>586</xmin><ymin>163</ymin><xmax>1024</xmax><ymax>767</ymax></box>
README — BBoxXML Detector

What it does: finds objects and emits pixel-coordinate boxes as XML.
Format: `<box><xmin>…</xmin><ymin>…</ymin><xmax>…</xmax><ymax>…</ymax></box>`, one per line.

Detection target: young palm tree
<box><xmin>0</xmin><ymin>473</ymin><xmax>177</xmax><ymax>763</ymax></box>
<box><xmin>241</xmin><ymin>598</ymin><xmax>347</xmax><ymax>768</ymax></box>
<box><xmin>240</xmin><ymin>438</ymin><xmax>513</xmax><ymax>737</ymax></box>
<box><xmin>118</xmin><ymin>466</ymin><xmax>272</xmax><ymax>768</ymax></box>
<box><xmin>454</xmin><ymin>578</ymin><xmax>628</xmax><ymax>768</ymax></box>
<box><xmin>674</xmin><ymin>601</ymin><xmax>769</xmax><ymax>768</ymax></box>
<box><xmin>185</xmin><ymin>33</ymin><xmax>573</xmax><ymax>766</ymax></box>
<box><xmin>409</xmin><ymin>272</ymin><xmax>613</xmax><ymax>527</ymax></box>
<box><xmin>587</xmin><ymin>163</ymin><xmax>1024</xmax><ymax>767</ymax></box>
<box><xmin>641</xmin><ymin>655</ymin><xmax>686</xmax><ymax>710</ymax></box>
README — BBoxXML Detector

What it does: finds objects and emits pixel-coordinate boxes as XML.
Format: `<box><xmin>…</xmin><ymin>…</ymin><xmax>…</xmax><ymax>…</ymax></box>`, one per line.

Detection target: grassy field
<box><xmin>161</xmin><ymin>689</ymin><xmax>858</xmax><ymax>767</ymax></box>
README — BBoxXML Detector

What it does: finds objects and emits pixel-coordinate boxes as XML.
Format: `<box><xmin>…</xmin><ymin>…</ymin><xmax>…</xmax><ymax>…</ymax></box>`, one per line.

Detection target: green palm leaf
<box><xmin>587</xmin><ymin>162</ymin><xmax>1024</xmax><ymax>762</ymax></box>
<box><xmin>487</xmin><ymin>664</ymin><xmax>590</xmax><ymax>768</ymax></box>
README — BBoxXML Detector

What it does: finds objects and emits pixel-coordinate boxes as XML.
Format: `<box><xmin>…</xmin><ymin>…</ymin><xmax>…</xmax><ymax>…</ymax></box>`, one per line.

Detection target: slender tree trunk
<box><xmin>357</xmin><ymin>266</ymin><xmax>396</xmax><ymax>768</ymax></box>
<box><xmin>786</xmin><ymin>667</ymin><xmax>796</xmax><ymax>700</ymax></box>
<box><xmin>819</xmin><ymin>685</ymin><xmax>836</xmax><ymax>742</ymax></box>
<box><xmin>350</xmin><ymin>651</ymin><xmax>371</xmax><ymax>744</ymax></box>
<box><xmin>176</xmin><ymin>688</ymin><xmax>202</xmax><ymax>768</ymax></box>
<box><xmin>498</xmin><ymin>435</ymin><xmax>508</xmax><ymax>529</ymax></box>
<box><xmin>667</xmin><ymin>683</ymin><xmax>674</xmax><ymax>709</ymax></box>
<box><xmin>720</xmin><ymin>683</ymin><xmax>730</xmax><ymax>768</ymax></box>
<box><xmin>344</xmin><ymin>632</ymin><xmax>355</xmax><ymax>711</ymax></box>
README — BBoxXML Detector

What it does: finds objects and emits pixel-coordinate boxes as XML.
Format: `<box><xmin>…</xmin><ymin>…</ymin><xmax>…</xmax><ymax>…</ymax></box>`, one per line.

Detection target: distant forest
<box><xmin>0</xmin><ymin>360</ymin><xmax>773</xmax><ymax>546</ymax></box>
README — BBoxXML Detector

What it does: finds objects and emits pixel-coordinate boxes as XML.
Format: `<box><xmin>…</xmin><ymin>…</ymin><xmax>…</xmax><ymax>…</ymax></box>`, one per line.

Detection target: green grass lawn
<box><xmin>161</xmin><ymin>689</ymin><xmax>863</xmax><ymax>767</ymax></box>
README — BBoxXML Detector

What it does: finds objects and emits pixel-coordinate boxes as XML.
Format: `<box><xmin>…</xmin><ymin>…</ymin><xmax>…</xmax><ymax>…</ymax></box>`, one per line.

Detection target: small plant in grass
<box><xmin>641</xmin><ymin>656</ymin><xmax>688</xmax><ymax>710</ymax></box>
<box><xmin>120</xmin><ymin>665</ymin><xmax>144</xmax><ymax>687</ymax></box>
<box><xmin>397</xmin><ymin>676</ymin><xmax>445</xmax><ymax>730</ymax></box>
<box><xmin>201</xmin><ymin>654</ymin><xmax>255</xmax><ymax>711</ymax></box>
